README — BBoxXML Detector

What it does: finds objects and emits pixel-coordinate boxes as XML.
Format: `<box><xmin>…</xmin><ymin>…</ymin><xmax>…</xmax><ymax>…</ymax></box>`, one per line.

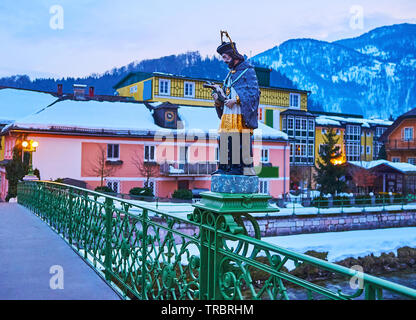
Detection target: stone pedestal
<box><xmin>211</xmin><ymin>174</ymin><xmax>259</xmax><ymax>194</ymax></box>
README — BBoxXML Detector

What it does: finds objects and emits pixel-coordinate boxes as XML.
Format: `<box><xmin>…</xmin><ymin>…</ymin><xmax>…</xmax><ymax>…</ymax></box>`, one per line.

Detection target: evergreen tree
<box><xmin>377</xmin><ymin>144</ymin><xmax>388</xmax><ymax>160</ymax></box>
<box><xmin>5</xmin><ymin>145</ymin><xmax>29</xmax><ymax>201</ymax></box>
<box><xmin>315</xmin><ymin>128</ymin><xmax>347</xmax><ymax>195</ymax></box>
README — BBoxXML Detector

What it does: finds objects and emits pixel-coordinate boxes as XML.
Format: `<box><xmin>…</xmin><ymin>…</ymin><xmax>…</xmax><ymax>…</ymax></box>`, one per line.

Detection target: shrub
<box><xmin>129</xmin><ymin>187</ymin><xmax>153</xmax><ymax>197</ymax></box>
<box><xmin>95</xmin><ymin>186</ymin><xmax>114</xmax><ymax>193</ymax></box>
<box><xmin>333</xmin><ymin>196</ymin><xmax>350</xmax><ymax>207</ymax></box>
<box><xmin>355</xmin><ymin>195</ymin><xmax>371</xmax><ymax>205</ymax></box>
<box><xmin>172</xmin><ymin>189</ymin><xmax>193</xmax><ymax>200</ymax></box>
<box><xmin>311</xmin><ymin>196</ymin><xmax>329</xmax><ymax>208</ymax></box>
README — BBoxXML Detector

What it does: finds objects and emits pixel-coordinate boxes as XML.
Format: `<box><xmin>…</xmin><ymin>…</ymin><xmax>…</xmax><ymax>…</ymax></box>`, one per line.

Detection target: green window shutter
<box><xmin>265</xmin><ymin>109</ymin><xmax>274</xmax><ymax>128</ymax></box>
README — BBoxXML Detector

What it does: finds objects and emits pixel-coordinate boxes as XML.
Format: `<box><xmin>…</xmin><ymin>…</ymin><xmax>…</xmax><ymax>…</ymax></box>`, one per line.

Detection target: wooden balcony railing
<box><xmin>385</xmin><ymin>139</ymin><xmax>416</xmax><ymax>150</ymax></box>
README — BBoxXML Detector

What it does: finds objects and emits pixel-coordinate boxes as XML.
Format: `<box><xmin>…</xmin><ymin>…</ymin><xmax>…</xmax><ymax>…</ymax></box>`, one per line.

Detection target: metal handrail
<box><xmin>17</xmin><ymin>180</ymin><xmax>416</xmax><ymax>300</ymax></box>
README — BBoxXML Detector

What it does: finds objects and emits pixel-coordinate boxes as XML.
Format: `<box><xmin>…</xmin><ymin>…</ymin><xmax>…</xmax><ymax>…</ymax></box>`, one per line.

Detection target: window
<box><xmin>308</xmin><ymin>144</ymin><xmax>314</xmax><ymax>157</ymax></box>
<box><xmin>366</xmin><ymin>131</ymin><xmax>371</xmax><ymax>137</ymax></box>
<box><xmin>308</xmin><ymin>120</ymin><xmax>315</xmax><ymax>132</ymax></box>
<box><xmin>336</xmin><ymin>129</ymin><xmax>340</xmax><ymax>135</ymax></box>
<box><xmin>261</xmin><ymin>149</ymin><xmax>269</xmax><ymax>163</ymax></box>
<box><xmin>287</xmin><ymin>117</ymin><xmax>294</xmax><ymax>130</ymax></box>
<box><xmin>295</xmin><ymin>118</ymin><xmax>301</xmax><ymax>130</ymax></box>
<box><xmin>392</xmin><ymin>157</ymin><xmax>401</xmax><ymax>163</ymax></box>
<box><xmin>376</xmin><ymin>127</ymin><xmax>387</xmax><ymax>138</ymax></box>
<box><xmin>403</xmin><ymin>127</ymin><xmax>414</xmax><ymax>141</ymax></box>
<box><xmin>107</xmin><ymin>144</ymin><xmax>119</xmax><ymax>160</ymax></box>
<box><xmin>346</xmin><ymin>142</ymin><xmax>360</xmax><ymax>161</ymax></box>
<box><xmin>159</xmin><ymin>79</ymin><xmax>171</xmax><ymax>96</ymax></box>
<box><xmin>144</xmin><ymin>145</ymin><xmax>155</xmax><ymax>162</ymax></box>
<box><xmin>129</xmin><ymin>85</ymin><xmax>137</xmax><ymax>94</ymax></box>
<box><xmin>346</xmin><ymin>125</ymin><xmax>361</xmax><ymax>141</ymax></box>
<box><xmin>106</xmin><ymin>180</ymin><xmax>120</xmax><ymax>193</ymax></box>
<box><xmin>184</xmin><ymin>81</ymin><xmax>195</xmax><ymax>98</ymax></box>
<box><xmin>289</xmin><ymin>93</ymin><xmax>301</xmax><ymax>108</ymax></box>
<box><xmin>259</xmin><ymin>108</ymin><xmax>264</xmax><ymax>121</ymax></box>
<box><xmin>361</xmin><ymin>146</ymin><xmax>364</xmax><ymax>154</ymax></box>
<box><xmin>290</xmin><ymin>143</ymin><xmax>294</xmax><ymax>156</ymax></box>
<box><xmin>408</xmin><ymin>158</ymin><xmax>416</xmax><ymax>165</ymax></box>
<box><xmin>366</xmin><ymin>146</ymin><xmax>371</xmax><ymax>154</ymax></box>
<box><xmin>322</xmin><ymin>128</ymin><xmax>327</xmax><ymax>134</ymax></box>
<box><xmin>259</xmin><ymin>180</ymin><xmax>269</xmax><ymax>194</ymax></box>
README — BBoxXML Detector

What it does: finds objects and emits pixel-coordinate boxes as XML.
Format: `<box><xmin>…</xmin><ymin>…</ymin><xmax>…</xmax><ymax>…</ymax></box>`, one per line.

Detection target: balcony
<box><xmin>385</xmin><ymin>139</ymin><xmax>416</xmax><ymax>150</ymax></box>
<box><xmin>160</xmin><ymin>162</ymin><xmax>217</xmax><ymax>176</ymax></box>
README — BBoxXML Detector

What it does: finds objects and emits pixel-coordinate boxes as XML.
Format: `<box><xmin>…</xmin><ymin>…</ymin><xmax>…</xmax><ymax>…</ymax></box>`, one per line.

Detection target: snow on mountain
<box><xmin>251</xmin><ymin>23</ymin><xmax>416</xmax><ymax>119</ymax></box>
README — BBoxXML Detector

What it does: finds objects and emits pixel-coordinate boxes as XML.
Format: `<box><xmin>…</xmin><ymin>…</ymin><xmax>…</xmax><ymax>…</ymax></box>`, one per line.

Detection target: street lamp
<box><xmin>21</xmin><ymin>139</ymin><xmax>39</xmax><ymax>178</ymax></box>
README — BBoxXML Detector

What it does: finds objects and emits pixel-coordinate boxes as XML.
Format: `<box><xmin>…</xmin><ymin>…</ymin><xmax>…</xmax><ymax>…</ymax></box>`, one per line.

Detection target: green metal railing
<box><xmin>17</xmin><ymin>181</ymin><xmax>416</xmax><ymax>300</ymax></box>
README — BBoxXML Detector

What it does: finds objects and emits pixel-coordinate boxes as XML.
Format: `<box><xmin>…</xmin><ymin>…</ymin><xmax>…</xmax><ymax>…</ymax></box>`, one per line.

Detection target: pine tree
<box><xmin>377</xmin><ymin>144</ymin><xmax>387</xmax><ymax>160</ymax></box>
<box><xmin>5</xmin><ymin>145</ymin><xmax>29</xmax><ymax>201</ymax></box>
<box><xmin>315</xmin><ymin>128</ymin><xmax>347</xmax><ymax>195</ymax></box>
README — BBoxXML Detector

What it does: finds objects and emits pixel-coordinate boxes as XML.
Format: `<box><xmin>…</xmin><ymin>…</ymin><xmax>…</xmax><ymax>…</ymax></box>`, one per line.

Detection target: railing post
<box><xmin>141</xmin><ymin>209</ymin><xmax>148</xmax><ymax>299</ymax></box>
<box><xmin>104</xmin><ymin>197</ymin><xmax>113</xmax><ymax>281</ymax></box>
<box><xmin>68</xmin><ymin>192</ymin><xmax>74</xmax><ymax>245</ymax></box>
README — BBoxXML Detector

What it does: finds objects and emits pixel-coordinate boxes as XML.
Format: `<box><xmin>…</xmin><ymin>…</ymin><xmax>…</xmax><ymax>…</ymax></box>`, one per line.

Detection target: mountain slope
<box><xmin>252</xmin><ymin>23</ymin><xmax>416</xmax><ymax>119</ymax></box>
<box><xmin>0</xmin><ymin>51</ymin><xmax>295</xmax><ymax>96</ymax></box>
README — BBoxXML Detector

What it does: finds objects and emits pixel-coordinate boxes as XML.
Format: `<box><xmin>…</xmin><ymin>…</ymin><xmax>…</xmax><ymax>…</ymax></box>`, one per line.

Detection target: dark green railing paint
<box><xmin>17</xmin><ymin>181</ymin><xmax>416</xmax><ymax>300</ymax></box>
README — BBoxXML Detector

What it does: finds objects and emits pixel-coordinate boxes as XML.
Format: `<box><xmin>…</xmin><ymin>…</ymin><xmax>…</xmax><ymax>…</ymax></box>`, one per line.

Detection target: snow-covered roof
<box><xmin>0</xmin><ymin>88</ymin><xmax>58</xmax><ymax>123</ymax></box>
<box><xmin>2</xmin><ymin>99</ymin><xmax>288</xmax><ymax>141</ymax></box>
<box><xmin>315</xmin><ymin>116</ymin><xmax>342</xmax><ymax>127</ymax></box>
<box><xmin>315</xmin><ymin>114</ymin><xmax>393</xmax><ymax>128</ymax></box>
<box><xmin>2</xmin><ymin>99</ymin><xmax>161</xmax><ymax>135</ymax></box>
<box><xmin>349</xmin><ymin>160</ymin><xmax>416</xmax><ymax>173</ymax></box>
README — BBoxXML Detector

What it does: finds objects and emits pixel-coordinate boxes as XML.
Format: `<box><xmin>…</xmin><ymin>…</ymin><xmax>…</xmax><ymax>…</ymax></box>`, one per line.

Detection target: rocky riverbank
<box><xmin>288</xmin><ymin>246</ymin><xmax>416</xmax><ymax>282</ymax></box>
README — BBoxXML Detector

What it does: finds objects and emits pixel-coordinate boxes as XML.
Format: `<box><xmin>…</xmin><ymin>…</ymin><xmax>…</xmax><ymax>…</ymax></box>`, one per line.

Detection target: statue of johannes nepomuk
<box><xmin>209</xmin><ymin>31</ymin><xmax>260</xmax><ymax>176</ymax></box>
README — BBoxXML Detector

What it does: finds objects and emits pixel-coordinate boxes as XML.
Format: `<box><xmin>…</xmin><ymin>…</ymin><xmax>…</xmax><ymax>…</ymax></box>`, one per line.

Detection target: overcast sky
<box><xmin>0</xmin><ymin>0</ymin><xmax>415</xmax><ymax>79</ymax></box>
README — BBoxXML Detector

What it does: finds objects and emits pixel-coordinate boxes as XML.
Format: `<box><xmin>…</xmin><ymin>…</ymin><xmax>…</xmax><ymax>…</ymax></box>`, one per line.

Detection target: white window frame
<box><xmin>408</xmin><ymin>158</ymin><xmax>416</xmax><ymax>165</ymax></box>
<box><xmin>287</xmin><ymin>117</ymin><xmax>294</xmax><ymax>130</ymax></box>
<box><xmin>159</xmin><ymin>79</ymin><xmax>171</xmax><ymax>96</ymax></box>
<box><xmin>144</xmin><ymin>145</ymin><xmax>156</xmax><ymax>162</ymax></box>
<box><xmin>184</xmin><ymin>81</ymin><xmax>195</xmax><ymax>98</ymax></box>
<box><xmin>107</xmin><ymin>144</ymin><xmax>120</xmax><ymax>160</ymax></box>
<box><xmin>259</xmin><ymin>179</ymin><xmax>269</xmax><ymax>195</ymax></box>
<box><xmin>106</xmin><ymin>180</ymin><xmax>120</xmax><ymax>193</ymax></box>
<box><xmin>261</xmin><ymin>148</ymin><xmax>270</xmax><ymax>163</ymax></box>
<box><xmin>129</xmin><ymin>85</ymin><xmax>138</xmax><ymax>94</ymax></box>
<box><xmin>289</xmin><ymin>93</ymin><xmax>301</xmax><ymax>109</ymax></box>
<box><xmin>392</xmin><ymin>157</ymin><xmax>401</xmax><ymax>163</ymax></box>
<box><xmin>366</xmin><ymin>146</ymin><xmax>371</xmax><ymax>155</ymax></box>
<box><xmin>308</xmin><ymin>144</ymin><xmax>314</xmax><ymax>157</ymax></box>
<box><xmin>403</xmin><ymin>127</ymin><xmax>414</xmax><ymax>141</ymax></box>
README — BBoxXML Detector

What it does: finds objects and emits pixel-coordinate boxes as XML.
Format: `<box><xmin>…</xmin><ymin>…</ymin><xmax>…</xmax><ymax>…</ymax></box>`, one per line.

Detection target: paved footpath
<box><xmin>0</xmin><ymin>203</ymin><xmax>120</xmax><ymax>300</ymax></box>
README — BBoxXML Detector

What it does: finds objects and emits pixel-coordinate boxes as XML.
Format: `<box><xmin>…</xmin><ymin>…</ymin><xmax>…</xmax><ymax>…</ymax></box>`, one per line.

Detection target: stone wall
<box><xmin>247</xmin><ymin>210</ymin><xmax>416</xmax><ymax>237</ymax></box>
<box><xmin>152</xmin><ymin>209</ymin><xmax>416</xmax><ymax>241</ymax></box>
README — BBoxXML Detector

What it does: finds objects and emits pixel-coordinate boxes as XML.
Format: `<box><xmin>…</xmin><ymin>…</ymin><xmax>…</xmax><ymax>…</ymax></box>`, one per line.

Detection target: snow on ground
<box><xmin>263</xmin><ymin>227</ymin><xmax>416</xmax><ymax>270</ymax></box>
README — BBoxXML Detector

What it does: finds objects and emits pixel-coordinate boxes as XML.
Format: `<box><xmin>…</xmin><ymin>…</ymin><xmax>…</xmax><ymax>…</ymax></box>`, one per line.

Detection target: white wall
<box><xmin>31</xmin><ymin>136</ymin><xmax>82</xmax><ymax>181</ymax></box>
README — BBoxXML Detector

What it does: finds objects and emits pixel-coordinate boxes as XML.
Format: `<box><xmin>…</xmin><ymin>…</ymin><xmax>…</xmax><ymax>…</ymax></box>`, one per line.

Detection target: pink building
<box><xmin>0</xmin><ymin>95</ymin><xmax>290</xmax><ymax>200</ymax></box>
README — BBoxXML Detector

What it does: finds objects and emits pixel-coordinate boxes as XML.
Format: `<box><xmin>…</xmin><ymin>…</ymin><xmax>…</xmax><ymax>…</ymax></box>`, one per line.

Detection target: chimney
<box><xmin>89</xmin><ymin>86</ymin><xmax>95</xmax><ymax>98</ymax></box>
<box><xmin>57</xmin><ymin>84</ymin><xmax>63</xmax><ymax>96</ymax></box>
<box><xmin>73</xmin><ymin>84</ymin><xmax>87</xmax><ymax>99</ymax></box>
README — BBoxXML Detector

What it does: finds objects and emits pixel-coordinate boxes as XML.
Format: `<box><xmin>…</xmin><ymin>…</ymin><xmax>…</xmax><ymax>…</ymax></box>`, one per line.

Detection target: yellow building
<box><xmin>113</xmin><ymin>69</ymin><xmax>309</xmax><ymax>132</ymax></box>
<box><xmin>312</xmin><ymin>111</ymin><xmax>392</xmax><ymax>164</ymax></box>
